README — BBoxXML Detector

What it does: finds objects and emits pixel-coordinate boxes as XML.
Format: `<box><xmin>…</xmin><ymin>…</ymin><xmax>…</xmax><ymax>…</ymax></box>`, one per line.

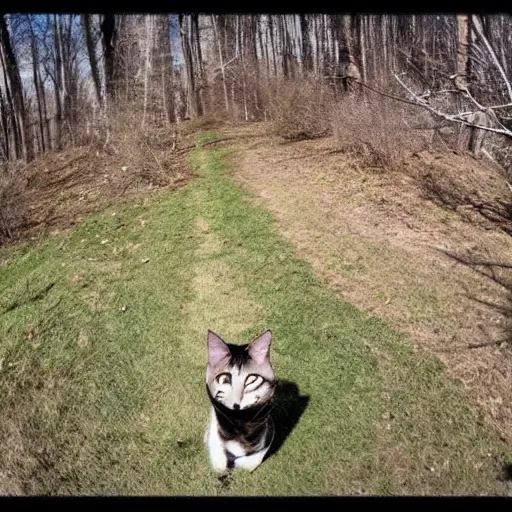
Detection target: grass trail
<box><xmin>0</xmin><ymin>132</ymin><xmax>510</xmax><ymax>495</ymax></box>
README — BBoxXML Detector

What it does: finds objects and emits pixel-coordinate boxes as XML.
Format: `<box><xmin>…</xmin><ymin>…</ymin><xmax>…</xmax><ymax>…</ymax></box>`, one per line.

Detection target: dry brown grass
<box><xmin>0</xmin><ymin>359</ymin><xmax>55</xmax><ymax>495</ymax></box>
<box><xmin>487</xmin><ymin>133</ymin><xmax>512</xmax><ymax>183</ymax></box>
<box><xmin>1</xmin><ymin>113</ymin><xmax>196</xmax><ymax>246</ymax></box>
<box><xmin>231</xmin><ymin>124</ymin><xmax>512</xmax><ymax>444</ymax></box>
<box><xmin>332</xmin><ymin>94</ymin><xmax>429</xmax><ymax>170</ymax></box>
<box><xmin>407</xmin><ymin>150</ymin><xmax>512</xmax><ymax>236</ymax></box>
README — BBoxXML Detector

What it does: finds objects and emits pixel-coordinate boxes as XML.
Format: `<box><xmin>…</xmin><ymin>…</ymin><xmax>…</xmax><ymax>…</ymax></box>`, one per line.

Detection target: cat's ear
<box><xmin>207</xmin><ymin>330</ymin><xmax>231</xmax><ymax>367</ymax></box>
<box><xmin>248</xmin><ymin>330</ymin><xmax>272</xmax><ymax>364</ymax></box>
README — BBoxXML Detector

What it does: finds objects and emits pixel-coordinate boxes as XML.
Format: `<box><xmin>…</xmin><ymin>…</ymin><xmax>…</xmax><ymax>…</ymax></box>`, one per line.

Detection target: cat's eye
<box><xmin>217</xmin><ymin>373</ymin><xmax>231</xmax><ymax>385</ymax></box>
<box><xmin>245</xmin><ymin>374</ymin><xmax>263</xmax><ymax>388</ymax></box>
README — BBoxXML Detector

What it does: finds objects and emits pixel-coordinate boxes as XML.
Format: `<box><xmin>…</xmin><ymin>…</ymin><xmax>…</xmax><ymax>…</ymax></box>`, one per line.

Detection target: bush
<box><xmin>269</xmin><ymin>78</ymin><xmax>334</xmax><ymax>141</ymax></box>
<box><xmin>487</xmin><ymin>133</ymin><xmax>512</xmax><ymax>182</ymax></box>
<box><xmin>0</xmin><ymin>168</ymin><xmax>27</xmax><ymax>244</ymax></box>
<box><xmin>106</xmin><ymin>108</ymin><xmax>185</xmax><ymax>189</ymax></box>
<box><xmin>332</xmin><ymin>94</ymin><xmax>428</xmax><ymax>170</ymax></box>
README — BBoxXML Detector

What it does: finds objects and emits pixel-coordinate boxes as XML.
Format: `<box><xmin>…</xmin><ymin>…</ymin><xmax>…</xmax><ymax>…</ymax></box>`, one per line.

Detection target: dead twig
<box><xmin>394</xmin><ymin>73</ymin><xmax>512</xmax><ymax>139</ymax></box>
<box><xmin>468</xmin><ymin>338</ymin><xmax>509</xmax><ymax>349</ymax></box>
<box><xmin>471</xmin><ymin>14</ymin><xmax>512</xmax><ymax>103</ymax></box>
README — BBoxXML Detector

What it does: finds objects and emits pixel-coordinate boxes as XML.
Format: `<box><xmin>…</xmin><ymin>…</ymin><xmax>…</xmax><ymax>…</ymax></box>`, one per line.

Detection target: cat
<box><xmin>204</xmin><ymin>329</ymin><xmax>277</xmax><ymax>478</ymax></box>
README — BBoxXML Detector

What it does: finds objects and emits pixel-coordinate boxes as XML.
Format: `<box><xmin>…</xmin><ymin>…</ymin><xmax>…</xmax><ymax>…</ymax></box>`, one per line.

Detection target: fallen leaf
<box><xmin>78</xmin><ymin>331</ymin><xmax>89</xmax><ymax>348</ymax></box>
<box><xmin>70</xmin><ymin>274</ymin><xmax>84</xmax><ymax>285</ymax></box>
<box><xmin>24</xmin><ymin>329</ymin><xmax>36</xmax><ymax>341</ymax></box>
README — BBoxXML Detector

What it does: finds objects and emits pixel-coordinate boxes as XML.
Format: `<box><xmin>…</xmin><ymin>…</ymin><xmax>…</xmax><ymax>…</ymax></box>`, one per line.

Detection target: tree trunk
<box><xmin>0</xmin><ymin>82</ymin><xmax>11</xmax><ymax>161</ymax></box>
<box><xmin>456</xmin><ymin>14</ymin><xmax>470</xmax><ymax>90</ymax></box>
<box><xmin>179</xmin><ymin>15</ymin><xmax>203</xmax><ymax>118</ymax></box>
<box><xmin>101</xmin><ymin>14</ymin><xmax>116</xmax><ymax>101</ymax></box>
<box><xmin>192</xmin><ymin>14</ymin><xmax>205</xmax><ymax>112</ymax></box>
<box><xmin>268</xmin><ymin>16</ymin><xmax>278</xmax><ymax>77</ymax></box>
<box><xmin>82</xmin><ymin>14</ymin><xmax>103</xmax><ymax>108</ymax></box>
<box><xmin>142</xmin><ymin>15</ymin><xmax>152</xmax><ymax>127</ymax></box>
<box><xmin>342</xmin><ymin>15</ymin><xmax>361</xmax><ymax>94</ymax></box>
<box><xmin>300</xmin><ymin>14</ymin><xmax>313</xmax><ymax>74</ymax></box>
<box><xmin>357</xmin><ymin>15</ymin><xmax>367</xmax><ymax>84</ymax></box>
<box><xmin>211</xmin><ymin>15</ymin><xmax>229</xmax><ymax>112</ymax></box>
<box><xmin>0</xmin><ymin>14</ymin><xmax>30</xmax><ymax>160</ymax></box>
<box><xmin>161</xmin><ymin>15</ymin><xmax>175</xmax><ymax>124</ymax></box>
<box><xmin>280</xmin><ymin>16</ymin><xmax>289</xmax><ymax>78</ymax></box>
<box><xmin>52</xmin><ymin>14</ymin><xmax>64</xmax><ymax>149</ymax></box>
<box><xmin>28</xmin><ymin>16</ymin><xmax>47</xmax><ymax>153</ymax></box>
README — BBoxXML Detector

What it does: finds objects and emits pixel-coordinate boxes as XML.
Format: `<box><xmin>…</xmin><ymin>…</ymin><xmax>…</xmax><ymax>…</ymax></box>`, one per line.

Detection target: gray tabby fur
<box><xmin>204</xmin><ymin>330</ymin><xmax>277</xmax><ymax>477</ymax></box>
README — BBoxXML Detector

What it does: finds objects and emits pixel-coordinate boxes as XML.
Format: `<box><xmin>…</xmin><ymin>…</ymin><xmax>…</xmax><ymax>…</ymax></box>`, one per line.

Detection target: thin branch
<box><xmin>323</xmin><ymin>75</ymin><xmax>420</xmax><ymax>107</ymax></box>
<box><xmin>394</xmin><ymin>73</ymin><xmax>512</xmax><ymax>139</ymax></box>
<box><xmin>487</xmin><ymin>102</ymin><xmax>512</xmax><ymax>110</ymax></box>
<box><xmin>468</xmin><ymin>338</ymin><xmax>510</xmax><ymax>349</ymax></box>
<box><xmin>471</xmin><ymin>14</ymin><xmax>512</xmax><ymax>103</ymax></box>
<box><xmin>324</xmin><ymin>75</ymin><xmax>512</xmax><ymax>134</ymax></box>
<box><xmin>143</xmin><ymin>139</ymin><xmax>164</xmax><ymax>174</ymax></box>
<box><xmin>212</xmin><ymin>55</ymin><xmax>238</xmax><ymax>74</ymax></box>
<box><xmin>449</xmin><ymin>77</ymin><xmax>485</xmax><ymax>111</ymax></box>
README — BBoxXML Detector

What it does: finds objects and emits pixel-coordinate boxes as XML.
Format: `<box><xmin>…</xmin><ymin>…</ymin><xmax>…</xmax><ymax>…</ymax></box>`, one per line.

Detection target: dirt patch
<box><xmin>230</xmin><ymin>122</ymin><xmax>512</xmax><ymax>443</ymax></box>
<box><xmin>195</xmin><ymin>218</ymin><xmax>225</xmax><ymax>256</ymax></box>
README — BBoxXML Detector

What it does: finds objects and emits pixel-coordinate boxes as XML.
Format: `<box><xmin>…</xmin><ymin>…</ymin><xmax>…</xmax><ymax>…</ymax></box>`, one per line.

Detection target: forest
<box><xmin>0</xmin><ymin>13</ymin><xmax>511</xmax><ymax>496</ymax></box>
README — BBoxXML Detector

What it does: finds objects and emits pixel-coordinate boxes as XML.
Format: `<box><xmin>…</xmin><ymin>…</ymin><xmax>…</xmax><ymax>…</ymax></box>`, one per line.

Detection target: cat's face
<box><xmin>206</xmin><ymin>330</ymin><xmax>276</xmax><ymax>411</ymax></box>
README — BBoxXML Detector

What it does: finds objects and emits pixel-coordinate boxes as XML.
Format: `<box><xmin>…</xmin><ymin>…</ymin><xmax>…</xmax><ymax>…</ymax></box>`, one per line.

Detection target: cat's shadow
<box><xmin>264</xmin><ymin>380</ymin><xmax>310</xmax><ymax>461</ymax></box>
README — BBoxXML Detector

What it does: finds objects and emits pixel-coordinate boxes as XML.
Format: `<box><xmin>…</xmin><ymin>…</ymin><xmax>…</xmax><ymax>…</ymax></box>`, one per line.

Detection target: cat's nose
<box><xmin>233</xmin><ymin>403</ymin><xmax>240</xmax><ymax>410</ymax></box>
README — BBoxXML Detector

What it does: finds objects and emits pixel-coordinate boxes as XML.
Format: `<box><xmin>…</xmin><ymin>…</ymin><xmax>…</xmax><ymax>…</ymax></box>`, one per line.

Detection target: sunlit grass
<box><xmin>0</xmin><ymin>133</ymin><xmax>510</xmax><ymax>495</ymax></box>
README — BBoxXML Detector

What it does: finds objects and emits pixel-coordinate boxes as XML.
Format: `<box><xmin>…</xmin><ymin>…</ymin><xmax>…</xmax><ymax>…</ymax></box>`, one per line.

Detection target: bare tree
<box><xmin>28</xmin><ymin>15</ymin><xmax>49</xmax><ymax>152</ymax></box>
<box><xmin>455</xmin><ymin>14</ymin><xmax>470</xmax><ymax>91</ymax></box>
<box><xmin>2</xmin><ymin>13</ymin><xmax>512</xmax><ymax>166</ymax></box>
<box><xmin>82</xmin><ymin>14</ymin><xmax>103</xmax><ymax>108</ymax></box>
<box><xmin>100</xmin><ymin>14</ymin><xmax>116</xmax><ymax>101</ymax></box>
<box><xmin>211</xmin><ymin>14</ymin><xmax>229</xmax><ymax>112</ymax></box>
<box><xmin>159</xmin><ymin>15</ymin><xmax>175</xmax><ymax>124</ymax></box>
<box><xmin>179</xmin><ymin>14</ymin><xmax>202</xmax><ymax>118</ymax></box>
<box><xmin>0</xmin><ymin>14</ymin><xmax>30</xmax><ymax>159</ymax></box>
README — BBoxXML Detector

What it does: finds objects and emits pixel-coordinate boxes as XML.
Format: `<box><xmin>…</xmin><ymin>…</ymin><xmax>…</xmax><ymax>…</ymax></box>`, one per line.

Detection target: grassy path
<box><xmin>0</xmin><ymin>132</ymin><xmax>510</xmax><ymax>495</ymax></box>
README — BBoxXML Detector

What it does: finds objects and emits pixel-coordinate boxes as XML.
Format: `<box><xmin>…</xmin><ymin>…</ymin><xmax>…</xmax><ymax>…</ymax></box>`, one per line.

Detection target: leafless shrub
<box><xmin>177</xmin><ymin>114</ymin><xmax>227</xmax><ymax>137</ymax></box>
<box><xmin>332</xmin><ymin>94</ymin><xmax>429</xmax><ymax>170</ymax></box>
<box><xmin>269</xmin><ymin>78</ymin><xmax>334</xmax><ymax>141</ymax></box>
<box><xmin>487</xmin><ymin>133</ymin><xmax>512</xmax><ymax>182</ymax></box>
<box><xmin>107</xmin><ymin>108</ymin><xmax>186</xmax><ymax>190</ymax></box>
<box><xmin>0</xmin><ymin>166</ymin><xmax>27</xmax><ymax>244</ymax></box>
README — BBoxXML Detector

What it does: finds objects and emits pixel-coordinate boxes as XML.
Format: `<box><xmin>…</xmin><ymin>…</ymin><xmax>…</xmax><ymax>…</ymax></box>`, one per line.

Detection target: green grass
<box><xmin>0</xmin><ymin>132</ymin><xmax>510</xmax><ymax>495</ymax></box>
